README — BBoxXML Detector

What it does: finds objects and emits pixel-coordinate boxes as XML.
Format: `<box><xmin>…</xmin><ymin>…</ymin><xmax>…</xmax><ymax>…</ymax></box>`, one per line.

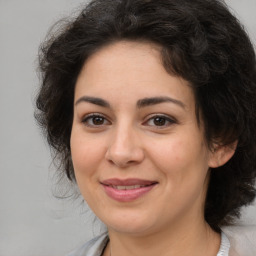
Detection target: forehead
<box><xmin>78</xmin><ymin>40</ymin><xmax>164</xmax><ymax>84</ymax></box>
<box><xmin>75</xmin><ymin>40</ymin><xmax>195</xmax><ymax>110</ymax></box>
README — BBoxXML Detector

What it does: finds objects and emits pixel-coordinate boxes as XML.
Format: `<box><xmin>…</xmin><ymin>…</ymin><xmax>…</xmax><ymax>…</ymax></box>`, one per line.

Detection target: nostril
<box><xmin>105</xmin><ymin>153</ymin><xmax>141</xmax><ymax>168</ymax></box>
<box><xmin>105</xmin><ymin>138</ymin><xmax>145</xmax><ymax>167</ymax></box>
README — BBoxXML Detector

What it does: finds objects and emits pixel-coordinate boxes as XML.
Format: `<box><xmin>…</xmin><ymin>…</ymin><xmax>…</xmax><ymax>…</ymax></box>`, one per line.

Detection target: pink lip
<box><xmin>101</xmin><ymin>178</ymin><xmax>158</xmax><ymax>202</ymax></box>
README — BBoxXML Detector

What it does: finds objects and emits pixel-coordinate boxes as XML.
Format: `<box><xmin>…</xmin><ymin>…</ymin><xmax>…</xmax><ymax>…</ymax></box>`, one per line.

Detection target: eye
<box><xmin>82</xmin><ymin>113</ymin><xmax>110</xmax><ymax>127</ymax></box>
<box><xmin>144</xmin><ymin>114</ymin><xmax>176</xmax><ymax>128</ymax></box>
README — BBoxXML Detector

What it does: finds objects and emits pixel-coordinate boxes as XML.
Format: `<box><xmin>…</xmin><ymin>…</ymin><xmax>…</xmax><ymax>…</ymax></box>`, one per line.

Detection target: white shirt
<box><xmin>67</xmin><ymin>232</ymin><xmax>231</xmax><ymax>256</ymax></box>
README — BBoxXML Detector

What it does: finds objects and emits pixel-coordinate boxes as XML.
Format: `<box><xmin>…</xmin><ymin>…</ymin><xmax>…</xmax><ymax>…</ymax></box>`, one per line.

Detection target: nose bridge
<box><xmin>105</xmin><ymin>119</ymin><xmax>144</xmax><ymax>167</ymax></box>
<box><xmin>113</xmin><ymin>121</ymin><xmax>134</xmax><ymax>149</ymax></box>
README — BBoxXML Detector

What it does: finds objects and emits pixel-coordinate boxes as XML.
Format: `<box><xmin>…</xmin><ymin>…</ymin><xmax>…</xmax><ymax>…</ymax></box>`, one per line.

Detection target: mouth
<box><xmin>100</xmin><ymin>178</ymin><xmax>158</xmax><ymax>202</ymax></box>
<box><xmin>110</xmin><ymin>184</ymin><xmax>150</xmax><ymax>190</ymax></box>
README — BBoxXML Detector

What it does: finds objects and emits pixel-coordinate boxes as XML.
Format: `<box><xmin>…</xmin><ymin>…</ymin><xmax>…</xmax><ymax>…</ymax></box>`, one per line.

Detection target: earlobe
<box><xmin>208</xmin><ymin>141</ymin><xmax>237</xmax><ymax>168</ymax></box>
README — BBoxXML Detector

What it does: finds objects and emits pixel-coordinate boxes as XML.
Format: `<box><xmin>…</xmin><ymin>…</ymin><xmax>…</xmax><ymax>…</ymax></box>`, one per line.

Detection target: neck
<box><xmin>105</xmin><ymin>219</ymin><xmax>220</xmax><ymax>256</ymax></box>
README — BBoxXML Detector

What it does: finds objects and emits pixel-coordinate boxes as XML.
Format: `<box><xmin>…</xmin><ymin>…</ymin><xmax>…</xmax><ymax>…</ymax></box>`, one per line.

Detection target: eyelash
<box><xmin>81</xmin><ymin>113</ymin><xmax>176</xmax><ymax>129</ymax></box>
<box><xmin>143</xmin><ymin>114</ymin><xmax>177</xmax><ymax>128</ymax></box>
<box><xmin>82</xmin><ymin>113</ymin><xmax>110</xmax><ymax>127</ymax></box>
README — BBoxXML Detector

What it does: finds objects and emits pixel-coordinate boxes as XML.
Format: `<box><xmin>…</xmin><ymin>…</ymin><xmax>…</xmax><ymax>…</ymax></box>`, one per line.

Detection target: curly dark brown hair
<box><xmin>35</xmin><ymin>0</ymin><xmax>256</xmax><ymax>232</ymax></box>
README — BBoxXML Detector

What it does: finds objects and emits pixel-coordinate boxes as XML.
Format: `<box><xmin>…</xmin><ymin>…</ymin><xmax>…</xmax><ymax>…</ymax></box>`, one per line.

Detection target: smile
<box><xmin>111</xmin><ymin>185</ymin><xmax>148</xmax><ymax>190</ymax></box>
<box><xmin>101</xmin><ymin>179</ymin><xmax>158</xmax><ymax>202</ymax></box>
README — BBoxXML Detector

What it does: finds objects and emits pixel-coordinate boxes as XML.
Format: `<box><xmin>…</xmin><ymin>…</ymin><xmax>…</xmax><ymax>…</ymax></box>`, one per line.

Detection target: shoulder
<box><xmin>222</xmin><ymin>225</ymin><xmax>256</xmax><ymax>256</ymax></box>
<box><xmin>217</xmin><ymin>232</ymin><xmax>230</xmax><ymax>256</ymax></box>
<box><xmin>67</xmin><ymin>233</ymin><xmax>109</xmax><ymax>256</ymax></box>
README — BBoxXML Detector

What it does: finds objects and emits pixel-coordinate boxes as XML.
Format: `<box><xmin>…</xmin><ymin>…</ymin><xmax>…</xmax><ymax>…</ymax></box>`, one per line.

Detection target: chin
<box><xmin>109</xmin><ymin>223</ymin><xmax>153</xmax><ymax>236</ymax></box>
<box><xmin>102</xmin><ymin>213</ymin><xmax>158</xmax><ymax>236</ymax></box>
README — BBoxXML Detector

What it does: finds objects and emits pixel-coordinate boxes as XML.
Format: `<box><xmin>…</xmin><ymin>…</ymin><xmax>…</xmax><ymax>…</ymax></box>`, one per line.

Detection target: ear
<box><xmin>208</xmin><ymin>141</ymin><xmax>237</xmax><ymax>168</ymax></box>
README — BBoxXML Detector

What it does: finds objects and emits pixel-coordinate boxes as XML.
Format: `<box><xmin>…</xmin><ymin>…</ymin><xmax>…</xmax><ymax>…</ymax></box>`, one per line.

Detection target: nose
<box><xmin>105</xmin><ymin>126</ymin><xmax>145</xmax><ymax>168</ymax></box>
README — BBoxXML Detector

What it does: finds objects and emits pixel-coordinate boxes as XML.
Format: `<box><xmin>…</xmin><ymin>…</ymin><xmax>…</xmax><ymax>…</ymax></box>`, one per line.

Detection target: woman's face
<box><xmin>71</xmin><ymin>41</ymin><xmax>215</xmax><ymax>236</ymax></box>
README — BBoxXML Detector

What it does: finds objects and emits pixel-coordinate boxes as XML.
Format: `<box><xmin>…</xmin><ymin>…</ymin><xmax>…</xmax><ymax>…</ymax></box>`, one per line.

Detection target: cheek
<box><xmin>149</xmin><ymin>138</ymin><xmax>188</xmax><ymax>168</ymax></box>
<box><xmin>147</xmin><ymin>135</ymin><xmax>209</xmax><ymax>181</ymax></box>
<box><xmin>70</xmin><ymin>132</ymin><xmax>106</xmax><ymax>204</ymax></box>
<box><xmin>70</xmin><ymin>130</ymin><xmax>104</xmax><ymax>178</ymax></box>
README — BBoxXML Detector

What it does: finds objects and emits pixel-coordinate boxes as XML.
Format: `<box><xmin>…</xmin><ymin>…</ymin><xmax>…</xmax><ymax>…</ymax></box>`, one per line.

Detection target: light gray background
<box><xmin>0</xmin><ymin>1</ymin><xmax>255</xmax><ymax>256</ymax></box>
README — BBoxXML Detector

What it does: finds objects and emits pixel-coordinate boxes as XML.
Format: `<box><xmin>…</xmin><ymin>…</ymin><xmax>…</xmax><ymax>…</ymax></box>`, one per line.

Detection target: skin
<box><xmin>70</xmin><ymin>41</ymin><xmax>234</xmax><ymax>256</ymax></box>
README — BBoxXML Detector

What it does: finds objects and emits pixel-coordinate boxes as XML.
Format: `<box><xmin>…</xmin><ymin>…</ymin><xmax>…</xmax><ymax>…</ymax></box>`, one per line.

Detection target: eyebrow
<box><xmin>137</xmin><ymin>96</ymin><xmax>185</xmax><ymax>109</ymax></box>
<box><xmin>75</xmin><ymin>96</ymin><xmax>111</xmax><ymax>108</ymax></box>
<box><xmin>75</xmin><ymin>96</ymin><xmax>185</xmax><ymax>109</ymax></box>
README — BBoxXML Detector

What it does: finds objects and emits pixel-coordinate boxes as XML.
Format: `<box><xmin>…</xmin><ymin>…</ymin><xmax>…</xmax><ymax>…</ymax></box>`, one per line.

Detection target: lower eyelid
<box><xmin>80</xmin><ymin>113</ymin><xmax>176</xmax><ymax>128</ymax></box>
<box><xmin>81</xmin><ymin>114</ymin><xmax>110</xmax><ymax>125</ymax></box>
<box><xmin>144</xmin><ymin>115</ymin><xmax>176</xmax><ymax>125</ymax></box>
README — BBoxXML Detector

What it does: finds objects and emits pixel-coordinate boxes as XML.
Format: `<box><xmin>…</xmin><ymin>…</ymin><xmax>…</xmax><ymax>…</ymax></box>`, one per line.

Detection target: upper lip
<box><xmin>101</xmin><ymin>178</ymin><xmax>158</xmax><ymax>186</ymax></box>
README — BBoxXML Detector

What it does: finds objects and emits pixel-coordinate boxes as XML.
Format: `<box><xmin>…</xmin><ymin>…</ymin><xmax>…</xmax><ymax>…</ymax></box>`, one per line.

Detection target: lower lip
<box><xmin>102</xmin><ymin>184</ymin><xmax>157</xmax><ymax>202</ymax></box>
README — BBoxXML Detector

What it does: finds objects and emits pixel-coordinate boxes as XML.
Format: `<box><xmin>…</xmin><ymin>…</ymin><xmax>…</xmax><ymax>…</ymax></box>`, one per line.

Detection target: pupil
<box><xmin>93</xmin><ymin>116</ymin><xmax>104</xmax><ymax>125</ymax></box>
<box><xmin>154</xmin><ymin>117</ymin><xmax>165</xmax><ymax>126</ymax></box>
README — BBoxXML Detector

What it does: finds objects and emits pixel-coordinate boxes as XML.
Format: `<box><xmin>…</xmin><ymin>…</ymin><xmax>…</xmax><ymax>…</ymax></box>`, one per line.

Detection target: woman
<box><xmin>35</xmin><ymin>0</ymin><xmax>256</xmax><ymax>255</ymax></box>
